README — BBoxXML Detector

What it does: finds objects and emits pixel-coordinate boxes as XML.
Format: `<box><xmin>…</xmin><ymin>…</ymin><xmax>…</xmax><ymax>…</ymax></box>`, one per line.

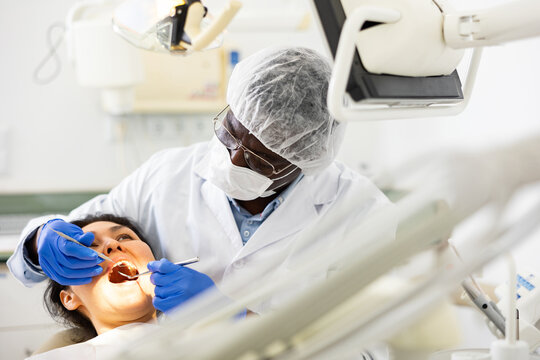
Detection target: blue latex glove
<box><xmin>148</xmin><ymin>258</ymin><xmax>215</xmax><ymax>313</ymax></box>
<box><xmin>37</xmin><ymin>219</ymin><xmax>103</xmax><ymax>285</ymax></box>
<box><xmin>235</xmin><ymin>309</ymin><xmax>247</xmax><ymax>320</ymax></box>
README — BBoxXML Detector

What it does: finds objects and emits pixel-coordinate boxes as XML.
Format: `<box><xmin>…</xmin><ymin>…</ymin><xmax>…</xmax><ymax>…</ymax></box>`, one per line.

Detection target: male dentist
<box><xmin>9</xmin><ymin>46</ymin><xmax>395</xmax><ymax>313</ymax></box>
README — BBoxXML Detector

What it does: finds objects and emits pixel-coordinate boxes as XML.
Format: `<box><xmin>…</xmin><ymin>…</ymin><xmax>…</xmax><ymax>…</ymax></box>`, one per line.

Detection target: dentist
<box><xmin>8</xmin><ymin>46</ymin><xmax>395</xmax><ymax>313</ymax></box>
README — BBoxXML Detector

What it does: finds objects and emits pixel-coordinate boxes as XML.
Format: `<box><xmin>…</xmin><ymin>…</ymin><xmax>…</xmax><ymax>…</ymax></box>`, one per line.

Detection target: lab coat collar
<box><xmin>227</xmin><ymin>173</ymin><xmax>304</xmax><ymax>222</ymax></box>
<box><xmin>236</xmin><ymin>163</ymin><xmax>342</xmax><ymax>259</ymax></box>
<box><xmin>200</xmin><ymin>179</ymin><xmax>244</xmax><ymax>251</ymax></box>
<box><xmin>196</xmin><ymin>158</ymin><xmax>343</xmax><ymax>260</ymax></box>
<box><xmin>303</xmin><ymin>162</ymin><xmax>341</xmax><ymax>206</ymax></box>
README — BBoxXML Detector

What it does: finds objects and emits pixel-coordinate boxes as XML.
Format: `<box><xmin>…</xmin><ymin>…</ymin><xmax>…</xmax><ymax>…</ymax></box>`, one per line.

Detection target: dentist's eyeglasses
<box><xmin>213</xmin><ymin>105</ymin><xmax>295</xmax><ymax>177</ymax></box>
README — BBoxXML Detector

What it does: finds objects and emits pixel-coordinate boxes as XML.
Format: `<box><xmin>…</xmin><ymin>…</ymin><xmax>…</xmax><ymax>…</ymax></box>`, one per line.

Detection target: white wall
<box><xmin>0</xmin><ymin>1</ymin><xmax>215</xmax><ymax>193</ymax></box>
<box><xmin>0</xmin><ymin>1</ymin><xmax>127</xmax><ymax>192</ymax></box>
<box><xmin>0</xmin><ymin>0</ymin><xmax>328</xmax><ymax>194</ymax></box>
<box><xmin>3</xmin><ymin>0</ymin><xmax>539</xmax><ymax>194</ymax></box>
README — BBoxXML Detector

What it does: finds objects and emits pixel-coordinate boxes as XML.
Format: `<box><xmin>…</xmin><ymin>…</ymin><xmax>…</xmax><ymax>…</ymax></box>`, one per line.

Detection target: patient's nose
<box><xmin>104</xmin><ymin>238</ymin><xmax>123</xmax><ymax>255</ymax></box>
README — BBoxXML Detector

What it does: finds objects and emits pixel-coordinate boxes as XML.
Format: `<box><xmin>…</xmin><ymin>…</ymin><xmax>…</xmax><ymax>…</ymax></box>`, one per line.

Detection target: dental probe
<box><xmin>118</xmin><ymin>257</ymin><xmax>200</xmax><ymax>279</ymax></box>
<box><xmin>51</xmin><ymin>229</ymin><xmax>114</xmax><ymax>263</ymax></box>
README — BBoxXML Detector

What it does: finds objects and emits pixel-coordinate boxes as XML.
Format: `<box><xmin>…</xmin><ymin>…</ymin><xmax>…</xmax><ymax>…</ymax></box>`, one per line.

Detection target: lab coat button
<box><xmin>234</xmin><ymin>260</ymin><xmax>245</xmax><ymax>268</ymax></box>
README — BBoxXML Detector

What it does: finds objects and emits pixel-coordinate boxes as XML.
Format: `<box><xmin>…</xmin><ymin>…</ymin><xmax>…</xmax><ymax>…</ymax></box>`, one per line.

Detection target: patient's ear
<box><xmin>60</xmin><ymin>289</ymin><xmax>82</xmax><ymax>311</ymax></box>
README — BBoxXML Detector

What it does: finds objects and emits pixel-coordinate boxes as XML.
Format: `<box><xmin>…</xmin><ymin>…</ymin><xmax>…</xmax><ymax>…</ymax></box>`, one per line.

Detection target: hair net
<box><xmin>226</xmin><ymin>47</ymin><xmax>346</xmax><ymax>176</ymax></box>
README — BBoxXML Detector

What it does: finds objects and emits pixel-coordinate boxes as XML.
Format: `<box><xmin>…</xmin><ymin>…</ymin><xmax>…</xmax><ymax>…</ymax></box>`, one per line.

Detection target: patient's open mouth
<box><xmin>109</xmin><ymin>260</ymin><xmax>139</xmax><ymax>283</ymax></box>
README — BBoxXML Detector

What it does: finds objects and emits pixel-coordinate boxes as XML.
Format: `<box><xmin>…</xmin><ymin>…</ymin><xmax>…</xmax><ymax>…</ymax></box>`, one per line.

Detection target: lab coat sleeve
<box><xmin>341</xmin><ymin>169</ymin><xmax>398</xmax><ymax>244</ymax></box>
<box><xmin>8</xmin><ymin>149</ymin><xmax>169</xmax><ymax>287</ymax></box>
<box><xmin>68</xmin><ymin>147</ymin><xmax>175</xmax><ymax>222</ymax></box>
<box><xmin>362</xmin><ymin>192</ymin><xmax>398</xmax><ymax>242</ymax></box>
<box><xmin>7</xmin><ymin>214</ymin><xmax>69</xmax><ymax>287</ymax></box>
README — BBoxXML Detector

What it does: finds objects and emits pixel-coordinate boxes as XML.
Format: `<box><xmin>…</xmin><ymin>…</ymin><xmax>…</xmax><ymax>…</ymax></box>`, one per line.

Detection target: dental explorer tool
<box><xmin>51</xmin><ymin>229</ymin><xmax>114</xmax><ymax>263</ymax></box>
<box><xmin>118</xmin><ymin>257</ymin><xmax>200</xmax><ymax>279</ymax></box>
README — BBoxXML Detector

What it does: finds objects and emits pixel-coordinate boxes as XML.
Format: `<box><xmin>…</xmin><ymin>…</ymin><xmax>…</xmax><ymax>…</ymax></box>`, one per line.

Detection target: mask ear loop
<box><xmin>270</xmin><ymin>165</ymin><xmax>301</xmax><ymax>182</ymax></box>
<box><xmin>264</xmin><ymin>166</ymin><xmax>302</xmax><ymax>195</ymax></box>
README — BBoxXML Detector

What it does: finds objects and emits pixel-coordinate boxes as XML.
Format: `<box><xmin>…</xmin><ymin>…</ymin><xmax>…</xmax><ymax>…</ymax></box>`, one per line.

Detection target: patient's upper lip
<box><xmin>106</xmin><ymin>256</ymin><xmax>136</xmax><ymax>273</ymax></box>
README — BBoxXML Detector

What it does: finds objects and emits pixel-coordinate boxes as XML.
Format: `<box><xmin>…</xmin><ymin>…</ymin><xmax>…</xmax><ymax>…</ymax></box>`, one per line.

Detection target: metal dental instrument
<box><xmin>462</xmin><ymin>278</ymin><xmax>506</xmax><ymax>336</ymax></box>
<box><xmin>118</xmin><ymin>257</ymin><xmax>200</xmax><ymax>279</ymax></box>
<box><xmin>51</xmin><ymin>229</ymin><xmax>114</xmax><ymax>263</ymax></box>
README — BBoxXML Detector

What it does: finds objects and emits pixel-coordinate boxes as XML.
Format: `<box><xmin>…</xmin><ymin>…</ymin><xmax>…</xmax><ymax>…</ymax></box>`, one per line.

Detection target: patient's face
<box><xmin>60</xmin><ymin>221</ymin><xmax>156</xmax><ymax>334</ymax></box>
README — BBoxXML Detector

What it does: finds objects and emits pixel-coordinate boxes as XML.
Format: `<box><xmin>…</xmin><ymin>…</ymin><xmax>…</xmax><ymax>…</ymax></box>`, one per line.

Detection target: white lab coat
<box><xmin>9</xmin><ymin>141</ymin><xmax>395</xmax><ymax>312</ymax></box>
<box><xmin>26</xmin><ymin>323</ymin><xmax>158</xmax><ymax>360</ymax></box>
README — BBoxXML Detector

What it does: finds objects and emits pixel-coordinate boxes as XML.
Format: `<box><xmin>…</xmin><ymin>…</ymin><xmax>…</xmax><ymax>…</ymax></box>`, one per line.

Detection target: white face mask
<box><xmin>195</xmin><ymin>137</ymin><xmax>274</xmax><ymax>201</ymax></box>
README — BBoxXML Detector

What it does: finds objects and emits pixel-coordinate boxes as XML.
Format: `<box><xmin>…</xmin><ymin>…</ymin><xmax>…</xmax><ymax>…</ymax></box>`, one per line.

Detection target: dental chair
<box><xmin>32</xmin><ymin>328</ymin><xmax>91</xmax><ymax>355</ymax></box>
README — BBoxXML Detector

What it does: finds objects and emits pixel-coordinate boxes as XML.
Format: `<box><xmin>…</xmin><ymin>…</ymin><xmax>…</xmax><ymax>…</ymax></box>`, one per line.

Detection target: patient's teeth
<box><xmin>109</xmin><ymin>261</ymin><xmax>139</xmax><ymax>283</ymax></box>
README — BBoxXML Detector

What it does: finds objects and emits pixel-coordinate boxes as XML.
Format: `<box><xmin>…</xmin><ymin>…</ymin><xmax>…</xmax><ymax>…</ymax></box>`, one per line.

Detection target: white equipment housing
<box><xmin>66</xmin><ymin>0</ymin><xmax>145</xmax><ymax>115</ymax></box>
<box><xmin>311</xmin><ymin>0</ymin><xmax>540</xmax><ymax>121</ymax></box>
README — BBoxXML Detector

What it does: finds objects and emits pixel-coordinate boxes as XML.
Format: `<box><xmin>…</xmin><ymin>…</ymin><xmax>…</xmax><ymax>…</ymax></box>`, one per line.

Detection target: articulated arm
<box><xmin>444</xmin><ymin>0</ymin><xmax>540</xmax><ymax>49</ymax></box>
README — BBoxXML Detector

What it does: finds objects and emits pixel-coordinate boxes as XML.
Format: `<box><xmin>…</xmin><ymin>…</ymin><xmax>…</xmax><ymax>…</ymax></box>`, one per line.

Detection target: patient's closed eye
<box><xmin>116</xmin><ymin>234</ymin><xmax>134</xmax><ymax>241</ymax></box>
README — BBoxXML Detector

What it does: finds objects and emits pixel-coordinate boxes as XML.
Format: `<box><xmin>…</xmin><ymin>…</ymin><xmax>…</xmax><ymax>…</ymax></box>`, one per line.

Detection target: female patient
<box><xmin>28</xmin><ymin>214</ymin><xmax>158</xmax><ymax>359</ymax></box>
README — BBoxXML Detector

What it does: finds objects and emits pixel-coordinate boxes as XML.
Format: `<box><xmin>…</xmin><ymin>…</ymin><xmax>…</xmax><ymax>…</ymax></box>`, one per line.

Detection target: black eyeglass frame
<box><xmin>213</xmin><ymin>105</ymin><xmax>296</xmax><ymax>177</ymax></box>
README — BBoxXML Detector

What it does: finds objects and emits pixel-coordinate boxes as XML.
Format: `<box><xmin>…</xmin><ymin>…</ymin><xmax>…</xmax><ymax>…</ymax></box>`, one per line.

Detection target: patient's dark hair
<box><xmin>43</xmin><ymin>214</ymin><xmax>150</xmax><ymax>342</ymax></box>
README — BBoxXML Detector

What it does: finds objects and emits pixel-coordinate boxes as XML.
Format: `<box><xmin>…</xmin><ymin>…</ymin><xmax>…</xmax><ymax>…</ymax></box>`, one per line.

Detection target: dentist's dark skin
<box><xmin>222</xmin><ymin>110</ymin><xmax>302</xmax><ymax>215</ymax></box>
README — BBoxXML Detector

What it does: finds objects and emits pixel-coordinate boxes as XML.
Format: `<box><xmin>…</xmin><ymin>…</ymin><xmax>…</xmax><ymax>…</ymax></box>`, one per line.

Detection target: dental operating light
<box><xmin>113</xmin><ymin>0</ymin><xmax>242</xmax><ymax>54</ymax></box>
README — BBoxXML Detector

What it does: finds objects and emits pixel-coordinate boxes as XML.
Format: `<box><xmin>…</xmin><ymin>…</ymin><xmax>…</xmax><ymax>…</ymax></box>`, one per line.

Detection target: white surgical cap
<box><xmin>227</xmin><ymin>47</ymin><xmax>346</xmax><ymax>176</ymax></box>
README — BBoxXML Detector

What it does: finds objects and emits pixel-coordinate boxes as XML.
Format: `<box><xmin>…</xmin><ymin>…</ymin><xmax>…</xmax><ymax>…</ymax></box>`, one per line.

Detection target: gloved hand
<box><xmin>37</xmin><ymin>219</ymin><xmax>103</xmax><ymax>285</ymax></box>
<box><xmin>148</xmin><ymin>258</ymin><xmax>215</xmax><ymax>313</ymax></box>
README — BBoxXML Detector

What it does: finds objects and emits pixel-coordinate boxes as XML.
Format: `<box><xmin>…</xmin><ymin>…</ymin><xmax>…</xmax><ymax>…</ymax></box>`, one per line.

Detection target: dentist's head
<box><xmin>228</xmin><ymin>46</ymin><xmax>344</xmax><ymax>176</ymax></box>
<box><xmin>202</xmin><ymin>47</ymin><xmax>345</xmax><ymax>202</ymax></box>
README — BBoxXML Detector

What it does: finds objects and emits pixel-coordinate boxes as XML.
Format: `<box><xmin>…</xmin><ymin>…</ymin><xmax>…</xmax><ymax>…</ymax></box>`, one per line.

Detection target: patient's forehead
<box><xmin>82</xmin><ymin>221</ymin><xmax>133</xmax><ymax>235</ymax></box>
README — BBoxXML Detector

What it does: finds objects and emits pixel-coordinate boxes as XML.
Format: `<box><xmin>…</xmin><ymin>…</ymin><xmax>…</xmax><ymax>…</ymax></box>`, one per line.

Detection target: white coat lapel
<box><xmin>200</xmin><ymin>179</ymin><xmax>243</xmax><ymax>249</ymax></box>
<box><xmin>240</xmin><ymin>195</ymin><xmax>317</xmax><ymax>258</ymax></box>
<box><xmin>238</xmin><ymin>168</ymin><xmax>340</xmax><ymax>258</ymax></box>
